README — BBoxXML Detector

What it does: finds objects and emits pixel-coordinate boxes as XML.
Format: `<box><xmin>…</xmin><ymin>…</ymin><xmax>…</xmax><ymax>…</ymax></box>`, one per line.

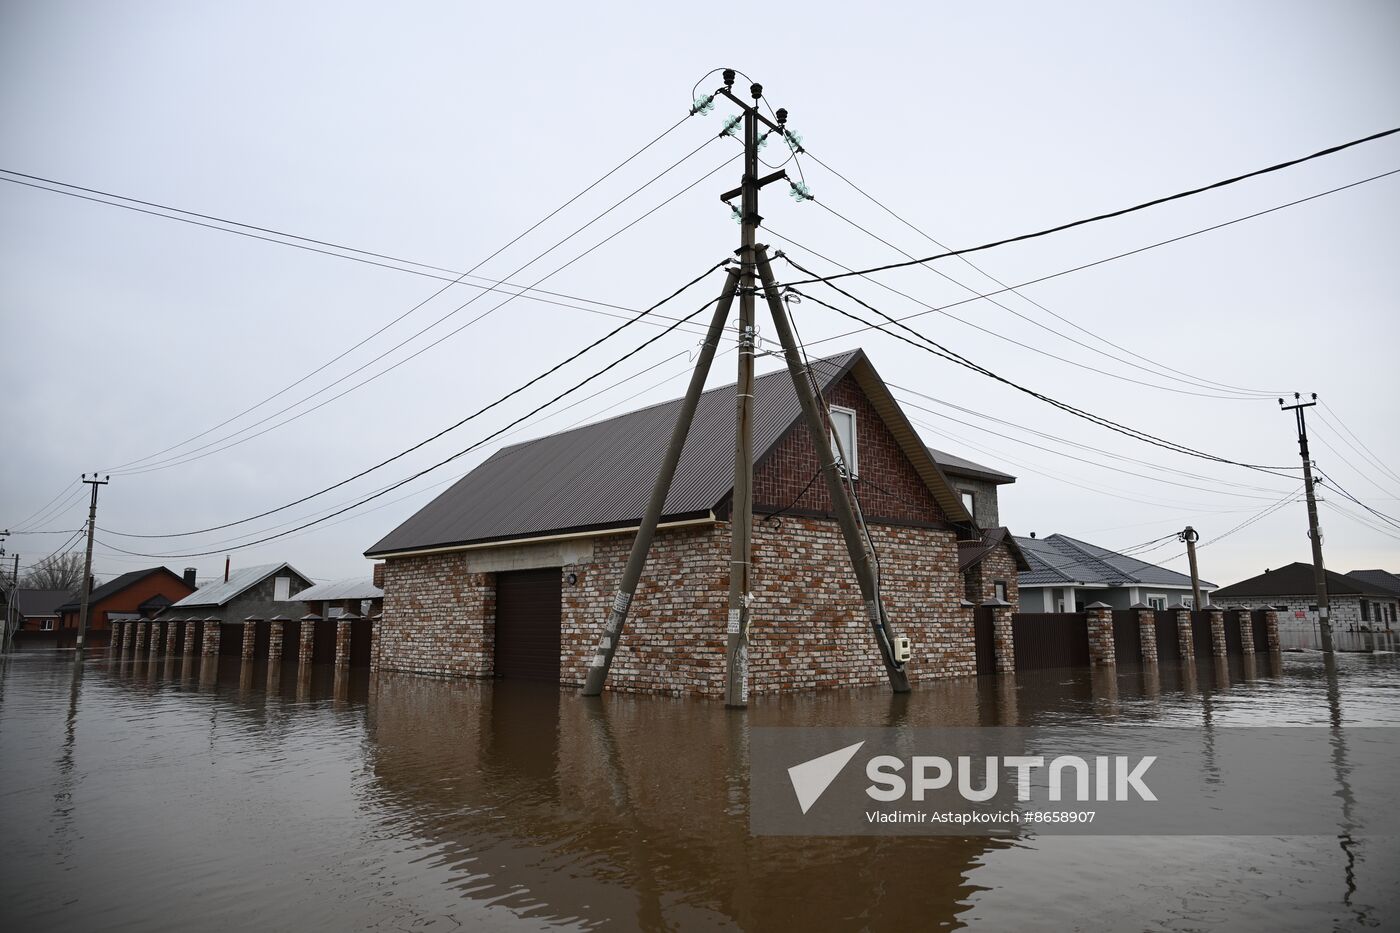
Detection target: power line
<box><xmin>96</xmin><ymin>280</ymin><xmax>736</xmax><ymax>559</ymax></box>
<box><xmin>0</xmin><ymin>173</ymin><xmax>720</xmax><ymax>336</ymax></box>
<box><xmin>1315</xmin><ymin>471</ymin><xmax>1400</xmax><ymax>531</ymax></box>
<box><xmin>889</xmin><ymin>382</ymin><xmax>1291</xmax><ymax>495</ymax></box>
<box><xmin>892</xmin><ymin>390</ymin><xmax>1294</xmax><ymax>501</ymax></box>
<box><xmin>780</xmin><ymin>254</ymin><xmax>1301</xmax><ymax>475</ymax></box>
<box><xmin>808</xmin><ymin>198</ymin><xmax>1277</xmax><ymax>399</ymax></box>
<box><xmin>779</xmin><ymin>126</ymin><xmax>1400</xmax><ymax>287</ymax></box>
<box><xmin>788</xmin><ymin>167</ymin><xmax>1400</xmax><ymax>352</ymax></box>
<box><xmin>1318</xmin><ymin>402</ymin><xmax>1400</xmax><ymax>486</ymax></box>
<box><xmin>1157</xmin><ymin>487</ymin><xmax>1306</xmax><ymax>563</ymax></box>
<box><xmin>54</xmin><ymin>115</ymin><xmax>709</xmax><ymax>474</ymax></box>
<box><xmin>102</xmin><ymin>260</ymin><xmax>731</xmax><ymax>539</ymax></box>
<box><xmin>774</xmin><ymin>222</ymin><xmax>1276</xmax><ymax>400</ymax></box>
<box><xmin>110</xmin><ymin>147</ymin><xmax>740</xmax><ymax>476</ymax></box>
<box><xmin>802</xmin><ymin>149</ymin><xmax>1284</xmax><ymax>399</ymax></box>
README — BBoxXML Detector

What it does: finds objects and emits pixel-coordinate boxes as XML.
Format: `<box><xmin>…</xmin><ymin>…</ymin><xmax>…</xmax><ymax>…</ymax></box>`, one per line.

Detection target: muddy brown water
<box><xmin>0</xmin><ymin>650</ymin><xmax>1396</xmax><ymax>931</ymax></box>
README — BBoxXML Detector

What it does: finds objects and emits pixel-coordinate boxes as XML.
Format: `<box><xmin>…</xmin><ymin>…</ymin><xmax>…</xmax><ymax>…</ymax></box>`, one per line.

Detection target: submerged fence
<box><xmin>975</xmin><ymin>606</ymin><xmax>1284</xmax><ymax>675</ymax></box>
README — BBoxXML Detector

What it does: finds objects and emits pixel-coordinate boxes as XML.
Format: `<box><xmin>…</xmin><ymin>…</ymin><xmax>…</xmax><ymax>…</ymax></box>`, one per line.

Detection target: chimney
<box><xmin>372</xmin><ymin>562</ymin><xmax>386</xmax><ymax>590</ymax></box>
<box><xmin>224</xmin><ymin>556</ymin><xmax>230</xmax><ymax>583</ymax></box>
<box><xmin>183</xmin><ymin>567</ymin><xmax>197</xmax><ymax>589</ymax></box>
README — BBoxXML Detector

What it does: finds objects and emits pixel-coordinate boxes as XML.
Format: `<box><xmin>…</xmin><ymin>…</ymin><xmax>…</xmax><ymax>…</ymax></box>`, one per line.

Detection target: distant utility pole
<box><xmin>74</xmin><ymin>473</ymin><xmax>109</xmax><ymax>656</ymax></box>
<box><xmin>581</xmin><ymin>69</ymin><xmax>911</xmax><ymax>704</ymax></box>
<box><xmin>1180</xmin><ymin>526</ymin><xmax>1204</xmax><ymax>610</ymax></box>
<box><xmin>2</xmin><ymin>543</ymin><xmax>15</xmax><ymax>654</ymax></box>
<box><xmin>1280</xmin><ymin>393</ymin><xmax>1334</xmax><ymax>655</ymax></box>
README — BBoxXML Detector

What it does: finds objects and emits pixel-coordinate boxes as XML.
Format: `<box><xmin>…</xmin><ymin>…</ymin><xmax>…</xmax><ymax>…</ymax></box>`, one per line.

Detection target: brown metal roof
<box><xmin>366</xmin><ymin>349</ymin><xmax>974</xmax><ymax>557</ymax></box>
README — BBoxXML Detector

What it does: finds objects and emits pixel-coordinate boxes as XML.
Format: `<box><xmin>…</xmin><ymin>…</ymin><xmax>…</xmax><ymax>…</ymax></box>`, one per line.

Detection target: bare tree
<box><xmin>21</xmin><ymin>552</ymin><xmax>96</xmax><ymax>595</ymax></box>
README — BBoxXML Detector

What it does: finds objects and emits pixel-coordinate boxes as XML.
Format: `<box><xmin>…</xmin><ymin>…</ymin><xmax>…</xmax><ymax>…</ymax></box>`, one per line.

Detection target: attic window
<box><xmin>274</xmin><ymin>576</ymin><xmax>290</xmax><ymax>602</ymax></box>
<box><xmin>960</xmin><ymin>489</ymin><xmax>976</xmax><ymax>516</ymax></box>
<box><xmin>829</xmin><ymin>406</ymin><xmax>858</xmax><ymax>477</ymax></box>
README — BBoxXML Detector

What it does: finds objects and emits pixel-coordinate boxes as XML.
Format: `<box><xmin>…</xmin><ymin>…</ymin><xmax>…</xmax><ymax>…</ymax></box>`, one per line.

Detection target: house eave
<box><xmin>365</xmin><ymin>512</ymin><xmax>718</xmax><ymax>560</ymax></box>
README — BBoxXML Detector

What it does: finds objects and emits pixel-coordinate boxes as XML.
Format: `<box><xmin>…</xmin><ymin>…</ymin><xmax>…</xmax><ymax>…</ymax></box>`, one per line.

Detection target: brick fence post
<box><xmin>1264</xmin><ymin>609</ymin><xmax>1281</xmax><ymax>651</ymax></box>
<box><xmin>1132</xmin><ymin>603</ymin><xmax>1158</xmax><ymax>664</ymax></box>
<box><xmin>148</xmin><ymin>621</ymin><xmax>161</xmax><ymax>655</ymax></box>
<box><xmin>164</xmin><ymin>619</ymin><xmax>178</xmax><ymax>654</ymax></box>
<box><xmin>369</xmin><ymin>616</ymin><xmax>380</xmax><ymax>671</ymax></box>
<box><xmin>136</xmin><ymin>621</ymin><xmax>150</xmax><ymax>654</ymax></box>
<box><xmin>1085</xmin><ymin>603</ymin><xmax>1116</xmax><ymax>666</ymax></box>
<box><xmin>1171</xmin><ymin>604</ymin><xmax>1194</xmax><ymax>659</ymax></box>
<box><xmin>242</xmin><ymin>618</ymin><xmax>259</xmax><ymax>659</ymax></box>
<box><xmin>203</xmin><ymin>618</ymin><xmax>221</xmax><ymax>657</ymax></box>
<box><xmin>335</xmin><ymin>614</ymin><xmax>356</xmax><ymax>666</ymax></box>
<box><xmin>1207</xmin><ymin>608</ymin><xmax>1227</xmax><ymax>657</ymax></box>
<box><xmin>984</xmin><ymin>599</ymin><xmax>1015</xmax><ymax>673</ymax></box>
<box><xmin>299</xmin><ymin>615</ymin><xmax>319</xmax><ymax>665</ymax></box>
<box><xmin>111</xmin><ymin>621</ymin><xmax>124</xmax><ymax>655</ymax></box>
<box><xmin>1236</xmin><ymin>609</ymin><xmax>1255</xmax><ymax>655</ymax></box>
<box><xmin>268</xmin><ymin>617</ymin><xmax>286</xmax><ymax>661</ymax></box>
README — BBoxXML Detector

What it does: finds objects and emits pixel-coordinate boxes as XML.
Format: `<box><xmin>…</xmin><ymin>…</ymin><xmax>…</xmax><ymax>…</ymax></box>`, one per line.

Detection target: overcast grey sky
<box><xmin>2</xmin><ymin>1</ymin><xmax>1397</xmax><ymax>589</ymax></box>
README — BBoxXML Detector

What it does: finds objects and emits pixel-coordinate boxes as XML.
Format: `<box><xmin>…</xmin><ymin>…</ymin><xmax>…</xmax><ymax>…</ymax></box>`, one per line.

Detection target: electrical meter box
<box><xmin>893</xmin><ymin>635</ymin><xmax>912</xmax><ymax>663</ymax></box>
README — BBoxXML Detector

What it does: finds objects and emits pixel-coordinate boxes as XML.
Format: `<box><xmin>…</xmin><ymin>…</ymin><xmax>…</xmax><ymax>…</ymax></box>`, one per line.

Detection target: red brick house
<box><xmin>365</xmin><ymin>349</ymin><xmax>1019</xmax><ymax>696</ymax></box>
<box><xmin>55</xmin><ymin>567</ymin><xmax>195</xmax><ymax>648</ymax></box>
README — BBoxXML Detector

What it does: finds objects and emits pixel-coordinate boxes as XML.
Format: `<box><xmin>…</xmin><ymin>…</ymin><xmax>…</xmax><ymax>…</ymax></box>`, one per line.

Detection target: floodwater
<box><xmin>1</xmin><ymin>650</ymin><xmax>1396</xmax><ymax>932</ymax></box>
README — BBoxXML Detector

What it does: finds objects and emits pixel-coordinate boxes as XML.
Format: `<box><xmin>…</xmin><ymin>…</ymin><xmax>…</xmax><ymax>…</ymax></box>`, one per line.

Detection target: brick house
<box><xmin>1211</xmin><ymin>562</ymin><xmax>1399</xmax><ymax>630</ymax></box>
<box><xmin>54</xmin><ymin>567</ymin><xmax>196</xmax><ymax>647</ymax></box>
<box><xmin>366</xmin><ymin>349</ymin><xmax>1019</xmax><ymax>697</ymax></box>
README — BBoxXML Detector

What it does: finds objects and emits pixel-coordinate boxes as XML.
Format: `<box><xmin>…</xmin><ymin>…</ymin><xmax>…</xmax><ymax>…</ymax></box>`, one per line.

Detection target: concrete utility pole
<box><xmin>581</xmin><ymin>69</ymin><xmax>912</xmax><ymax>701</ymax></box>
<box><xmin>74</xmin><ymin>473</ymin><xmax>109</xmax><ymax>656</ymax></box>
<box><xmin>7</xmin><ymin>552</ymin><xmax>18</xmax><ymax>653</ymax></box>
<box><xmin>724</xmin><ymin>82</ymin><xmax>761</xmax><ymax>708</ymax></box>
<box><xmin>1280</xmin><ymin>393</ymin><xmax>1334</xmax><ymax>655</ymax></box>
<box><xmin>1180</xmin><ymin>526</ymin><xmax>1204</xmax><ymax>610</ymax></box>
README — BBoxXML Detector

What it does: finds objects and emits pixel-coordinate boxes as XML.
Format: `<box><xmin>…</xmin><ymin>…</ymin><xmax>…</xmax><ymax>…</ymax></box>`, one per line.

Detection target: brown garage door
<box><xmin>494</xmin><ymin>568</ymin><xmax>562</xmax><ymax>682</ymax></box>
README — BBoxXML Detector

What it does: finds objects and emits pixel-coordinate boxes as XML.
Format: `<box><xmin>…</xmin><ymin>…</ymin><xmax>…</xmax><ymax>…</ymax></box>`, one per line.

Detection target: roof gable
<box><xmin>172</xmin><ymin>562</ymin><xmax>310</xmax><ymax>608</ymax></box>
<box><xmin>56</xmin><ymin>567</ymin><xmax>188</xmax><ymax>612</ymax></box>
<box><xmin>1214</xmin><ymin>562</ymin><xmax>1375</xmax><ymax>599</ymax></box>
<box><xmin>367</xmin><ymin>349</ymin><xmax>975</xmax><ymax>556</ymax></box>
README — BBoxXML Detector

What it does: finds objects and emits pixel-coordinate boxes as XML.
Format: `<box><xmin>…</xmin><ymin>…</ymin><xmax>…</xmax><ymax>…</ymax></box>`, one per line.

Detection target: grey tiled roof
<box><xmin>1013</xmin><ymin>534</ymin><xmax>1211</xmax><ymax>589</ymax></box>
<box><xmin>1345</xmin><ymin>569</ymin><xmax>1400</xmax><ymax>597</ymax></box>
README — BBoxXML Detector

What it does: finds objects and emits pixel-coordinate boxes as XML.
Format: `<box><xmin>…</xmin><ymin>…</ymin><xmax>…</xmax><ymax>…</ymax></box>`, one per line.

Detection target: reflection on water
<box><xmin>0</xmin><ymin>649</ymin><xmax>1396</xmax><ymax>931</ymax></box>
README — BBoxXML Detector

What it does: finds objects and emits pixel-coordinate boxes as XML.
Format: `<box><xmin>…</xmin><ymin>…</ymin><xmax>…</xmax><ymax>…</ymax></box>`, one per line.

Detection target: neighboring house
<box><xmin>12</xmin><ymin>588</ymin><xmax>70</xmax><ymax>632</ymax></box>
<box><xmin>165</xmin><ymin>562</ymin><xmax>314</xmax><ymax>625</ymax></box>
<box><xmin>55</xmin><ymin>567</ymin><xmax>197</xmax><ymax>647</ymax></box>
<box><xmin>291</xmin><ymin>577</ymin><xmax>384</xmax><ymax>619</ymax></box>
<box><xmin>1346</xmin><ymin>569</ymin><xmax>1400</xmax><ymax>601</ymax></box>
<box><xmin>1015</xmin><ymin>533</ymin><xmax>1214</xmax><ymax>612</ymax></box>
<box><xmin>929</xmin><ymin>446</ymin><xmax>1015</xmax><ymax>529</ymax></box>
<box><xmin>366</xmin><ymin>348</ymin><xmax>986</xmax><ymax>696</ymax></box>
<box><xmin>7</xmin><ymin>588</ymin><xmax>71</xmax><ymax>646</ymax></box>
<box><xmin>1212</xmin><ymin>563</ymin><xmax>1400</xmax><ymax>630</ymax></box>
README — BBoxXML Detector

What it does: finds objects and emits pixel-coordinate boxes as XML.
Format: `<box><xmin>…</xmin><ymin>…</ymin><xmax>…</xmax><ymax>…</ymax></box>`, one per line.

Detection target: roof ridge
<box><xmin>491</xmin><ymin>349</ymin><xmax>862</xmax><ymax>459</ymax></box>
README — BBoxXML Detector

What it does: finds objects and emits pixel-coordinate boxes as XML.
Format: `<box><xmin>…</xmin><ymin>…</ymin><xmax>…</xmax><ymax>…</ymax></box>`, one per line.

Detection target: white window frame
<box><xmin>273</xmin><ymin>576</ymin><xmax>291</xmax><ymax>602</ymax></box>
<box><xmin>993</xmin><ymin>581</ymin><xmax>1007</xmax><ymax>602</ymax></box>
<box><xmin>40</xmin><ymin>619</ymin><xmax>54</xmax><ymax>632</ymax></box>
<box><xmin>1182</xmin><ymin>595</ymin><xmax>1194</xmax><ymax>609</ymax></box>
<box><xmin>960</xmin><ymin>488</ymin><xmax>976</xmax><ymax>516</ymax></box>
<box><xmin>828</xmin><ymin>405</ymin><xmax>858</xmax><ymax>477</ymax></box>
<box><xmin>1147</xmin><ymin>594</ymin><xmax>1167</xmax><ymax>611</ymax></box>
